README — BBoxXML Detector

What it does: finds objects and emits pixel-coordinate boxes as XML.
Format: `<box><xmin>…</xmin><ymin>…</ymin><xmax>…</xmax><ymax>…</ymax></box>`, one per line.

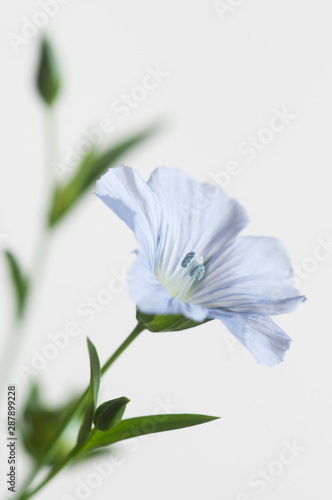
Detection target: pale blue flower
<box><xmin>96</xmin><ymin>166</ymin><xmax>305</xmax><ymax>366</ymax></box>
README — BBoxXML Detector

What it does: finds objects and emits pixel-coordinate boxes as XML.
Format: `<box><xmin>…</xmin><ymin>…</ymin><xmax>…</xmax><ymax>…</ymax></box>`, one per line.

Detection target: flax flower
<box><xmin>96</xmin><ymin>166</ymin><xmax>305</xmax><ymax>366</ymax></box>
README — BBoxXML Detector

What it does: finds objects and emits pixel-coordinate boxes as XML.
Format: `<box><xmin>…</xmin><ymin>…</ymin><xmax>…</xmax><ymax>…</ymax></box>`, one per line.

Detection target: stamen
<box><xmin>189</xmin><ymin>264</ymin><xmax>205</xmax><ymax>281</ymax></box>
<box><xmin>181</xmin><ymin>252</ymin><xmax>195</xmax><ymax>268</ymax></box>
<box><xmin>159</xmin><ymin>251</ymin><xmax>206</xmax><ymax>301</ymax></box>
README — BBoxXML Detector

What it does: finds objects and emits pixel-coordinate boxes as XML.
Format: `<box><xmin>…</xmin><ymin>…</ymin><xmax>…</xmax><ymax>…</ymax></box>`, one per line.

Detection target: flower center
<box><xmin>164</xmin><ymin>251</ymin><xmax>205</xmax><ymax>301</ymax></box>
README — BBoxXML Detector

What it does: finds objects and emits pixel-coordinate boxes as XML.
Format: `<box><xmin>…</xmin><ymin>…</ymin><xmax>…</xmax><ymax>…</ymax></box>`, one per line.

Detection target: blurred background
<box><xmin>1</xmin><ymin>0</ymin><xmax>332</xmax><ymax>499</ymax></box>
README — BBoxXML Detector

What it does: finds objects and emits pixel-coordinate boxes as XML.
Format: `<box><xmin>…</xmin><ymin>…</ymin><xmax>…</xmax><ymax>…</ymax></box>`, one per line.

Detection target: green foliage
<box><xmin>48</xmin><ymin>125</ymin><xmax>158</xmax><ymax>226</ymax></box>
<box><xmin>94</xmin><ymin>397</ymin><xmax>130</xmax><ymax>432</ymax></box>
<box><xmin>36</xmin><ymin>37</ymin><xmax>61</xmax><ymax>106</ymax></box>
<box><xmin>20</xmin><ymin>384</ymin><xmax>80</xmax><ymax>465</ymax></box>
<box><xmin>76</xmin><ymin>339</ymin><xmax>101</xmax><ymax>446</ymax></box>
<box><xmin>79</xmin><ymin>413</ymin><xmax>219</xmax><ymax>455</ymax></box>
<box><xmin>4</xmin><ymin>250</ymin><xmax>29</xmax><ymax>318</ymax></box>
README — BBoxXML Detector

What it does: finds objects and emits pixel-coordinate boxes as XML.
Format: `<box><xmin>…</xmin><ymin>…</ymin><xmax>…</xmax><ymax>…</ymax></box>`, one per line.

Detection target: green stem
<box><xmin>101</xmin><ymin>322</ymin><xmax>145</xmax><ymax>375</ymax></box>
<box><xmin>16</xmin><ymin>321</ymin><xmax>145</xmax><ymax>500</ymax></box>
<box><xmin>0</xmin><ymin>106</ymin><xmax>57</xmax><ymax>394</ymax></box>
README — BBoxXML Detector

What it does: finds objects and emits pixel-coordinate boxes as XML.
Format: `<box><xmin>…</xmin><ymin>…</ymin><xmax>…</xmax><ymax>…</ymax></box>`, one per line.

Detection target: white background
<box><xmin>1</xmin><ymin>1</ymin><xmax>331</xmax><ymax>499</ymax></box>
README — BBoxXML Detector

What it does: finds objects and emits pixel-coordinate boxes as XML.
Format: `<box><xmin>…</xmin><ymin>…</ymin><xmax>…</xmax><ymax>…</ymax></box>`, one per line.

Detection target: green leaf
<box><xmin>79</xmin><ymin>413</ymin><xmax>219</xmax><ymax>455</ymax></box>
<box><xmin>48</xmin><ymin>125</ymin><xmax>159</xmax><ymax>226</ymax></box>
<box><xmin>36</xmin><ymin>37</ymin><xmax>61</xmax><ymax>106</ymax></box>
<box><xmin>136</xmin><ymin>310</ymin><xmax>212</xmax><ymax>332</ymax></box>
<box><xmin>94</xmin><ymin>397</ymin><xmax>130</xmax><ymax>432</ymax></box>
<box><xmin>48</xmin><ymin>148</ymin><xmax>96</xmax><ymax>226</ymax></box>
<box><xmin>77</xmin><ymin>339</ymin><xmax>101</xmax><ymax>446</ymax></box>
<box><xmin>4</xmin><ymin>250</ymin><xmax>29</xmax><ymax>317</ymax></box>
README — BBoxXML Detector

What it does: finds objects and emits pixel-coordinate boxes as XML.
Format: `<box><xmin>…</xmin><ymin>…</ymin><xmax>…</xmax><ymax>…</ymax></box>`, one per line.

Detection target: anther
<box><xmin>181</xmin><ymin>252</ymin><xmax>195</xmax><ymax>268</ymax></box>
<box><xmin>189</xmin><ymin>264</ymin><xmax>205</xmax><ymax>281</ymax></box>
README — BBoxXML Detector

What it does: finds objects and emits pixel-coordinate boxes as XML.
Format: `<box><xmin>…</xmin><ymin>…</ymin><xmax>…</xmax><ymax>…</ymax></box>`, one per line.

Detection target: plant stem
<box><xmin>16</xmin><ymin>321</ymin><xmax>145</xmax><ymax>500</ymax></box>
<box><xmin>0</xmin><ymin>107</ymin><xmax>56</xmax><ymax>395</ymax></box>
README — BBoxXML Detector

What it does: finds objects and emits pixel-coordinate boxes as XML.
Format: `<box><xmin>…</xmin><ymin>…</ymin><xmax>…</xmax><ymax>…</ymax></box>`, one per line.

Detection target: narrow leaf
<box><xmin>48</xmin><ymin>149</ymin><xmax>96</xmax><ymax>226</ymax></box>
<box><xmin>77</xmin><ymin>339</ymin><xmax>101</xmax><ymax>446</ymax></box>
<box><xmin>4</xmin><ymin>250</ymin><xmax>29</xmax><ymax>317</ymax></box>
<box><xmin>94</xmin><ymin>397</ymin><xmax>130</xmax><ymax>432</ymax></box>
<box><xmin>48</xmin><ymin>125</ymin><xmax>159</xmax><ymax>226</ymax></box>
<box><xmin>36</xmin><ymin>37</ymin><xmax>61</xmax><ymax>106</ymax></box>
<box><xmin>79</xmin><ymin>413</ymin><xmax>219</xmax><ymax>454</ymax></box>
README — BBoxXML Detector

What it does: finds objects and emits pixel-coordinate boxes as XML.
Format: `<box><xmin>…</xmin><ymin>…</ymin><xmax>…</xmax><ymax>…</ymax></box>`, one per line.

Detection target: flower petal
<box><xmin>95</xmin><ymin>166</ymin><xmax>160</xmax><ymax>268</ymax></box>
<box><xmin>128</xmin><ymin>254</ymin><xmax>208</xmax><ymax>323</ymax></box>
<box><xmin>192</xmin><ymin>236</ymin><xmax>305</xmax><ymax>315</ymax></box>
<box><xmin>148</xmin><ymin>166</ymin><xmax>249</xmax><ymax>280</ymax></box>
<box><xmin>209</xmin><ymin>309</ymin><xmax>292</xmax><ymax>366</ymax></box>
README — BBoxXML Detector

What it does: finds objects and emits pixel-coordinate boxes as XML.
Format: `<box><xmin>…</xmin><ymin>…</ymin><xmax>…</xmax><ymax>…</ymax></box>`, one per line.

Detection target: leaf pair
<box><xmin>76</xmin><ymin>339</ymin><xmax>219</xmax><ymax>457</ymax></box>
<box><xmin>76</xmin><ymin>339</ymin><xmax>130</xmax><ymax>447</ymax></box>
